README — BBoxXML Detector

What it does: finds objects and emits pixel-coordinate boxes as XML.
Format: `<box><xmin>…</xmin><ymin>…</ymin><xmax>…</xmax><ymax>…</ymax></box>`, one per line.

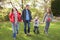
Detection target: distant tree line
<box><xmin>51</xmin><ymin>0</ymin><xmax>60</xmax><ymax>16</ymax></box>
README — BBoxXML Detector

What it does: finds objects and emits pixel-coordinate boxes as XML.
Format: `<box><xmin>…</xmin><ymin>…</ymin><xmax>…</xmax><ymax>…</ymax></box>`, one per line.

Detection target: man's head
<box><xmin>25</xmin><ymin>5</ymin><xmax>30</xmax><ymax>10</ymax></box>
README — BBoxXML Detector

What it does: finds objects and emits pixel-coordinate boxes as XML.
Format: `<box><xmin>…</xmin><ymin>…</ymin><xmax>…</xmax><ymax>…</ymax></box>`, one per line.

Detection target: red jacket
<box><xmin>9</xmin><ymin>11</ymin><xmax>22</xmax><ymax>23</ymax></box>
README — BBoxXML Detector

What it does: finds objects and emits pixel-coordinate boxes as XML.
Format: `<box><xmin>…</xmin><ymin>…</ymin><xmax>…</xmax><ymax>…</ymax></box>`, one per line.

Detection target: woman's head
<box><xmin>47</xmin><ymin>8</ymin><xmax>51</xmax><ymax>14</ymax></box>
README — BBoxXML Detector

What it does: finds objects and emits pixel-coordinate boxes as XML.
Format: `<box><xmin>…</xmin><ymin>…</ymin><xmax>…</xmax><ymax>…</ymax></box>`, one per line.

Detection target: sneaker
<box><xmin>37</xmin><ymin>31</ymin><xmax>39</xmax><ymax>34</ymax></box>
<box><xmin>27</xmin><ymin>33</ymin><xmax>31</xmax><ymax>36</ymax></box>
<box><xmin>45</xmin><ymin>32</ymin><xmax>48</xmax><ymax>36</ymax></box>
<box><xmin>33</xmin><ymin>30</ymin><xmax>36</xmax><ymax>34</ymax></box>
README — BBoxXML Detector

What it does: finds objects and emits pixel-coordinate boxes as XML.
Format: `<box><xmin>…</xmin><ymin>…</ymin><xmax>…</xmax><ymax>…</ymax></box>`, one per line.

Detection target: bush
<box><xmin>30</xmin><ymin>8</ymin><xmax>43</xmax><ymax>19</ymax></box>
<box><xmin>0</xmin><ymin>8</ymin><xmax>11</xmax><ymax>21</ymax></box>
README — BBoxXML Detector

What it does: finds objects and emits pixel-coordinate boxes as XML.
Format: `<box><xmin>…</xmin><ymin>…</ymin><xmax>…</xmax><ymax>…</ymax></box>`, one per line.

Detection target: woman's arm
<box><xmin>43</xmin><ymin>13</ymin><xmax>47</xmax><ymax>22</ymax></box>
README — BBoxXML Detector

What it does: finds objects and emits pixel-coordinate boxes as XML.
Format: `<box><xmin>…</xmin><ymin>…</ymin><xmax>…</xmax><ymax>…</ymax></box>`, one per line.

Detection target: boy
<box><xmin>33</xmin><ymin>16</ymin><xmax>40</xmax><ymax>34</ymax></box>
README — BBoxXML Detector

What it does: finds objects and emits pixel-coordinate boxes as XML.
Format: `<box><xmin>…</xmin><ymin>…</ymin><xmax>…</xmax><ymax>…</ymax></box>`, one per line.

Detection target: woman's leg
<box><xmin>45</xmin><ymin>21</ymin><xmax>50</xmax><ymax>34</ymax></box>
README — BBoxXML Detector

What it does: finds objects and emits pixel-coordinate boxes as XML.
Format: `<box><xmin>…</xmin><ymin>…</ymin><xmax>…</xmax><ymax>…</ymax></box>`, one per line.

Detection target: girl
<box><xmin>43</xmin><ymin>8</ymin><xmax>53</xmax><ymax>35</ymax></box>
<box><xmin>9</xmin><ymin>7</ymin><xmax>22</xmax><ymax>40</ymax></box>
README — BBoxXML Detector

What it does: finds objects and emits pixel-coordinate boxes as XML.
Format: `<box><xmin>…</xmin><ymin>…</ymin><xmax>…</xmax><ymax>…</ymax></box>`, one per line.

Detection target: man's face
<box><xmin>26</xmin><ymin>6</ymin><xmax>30</xmax><ymax>10</ymax></box>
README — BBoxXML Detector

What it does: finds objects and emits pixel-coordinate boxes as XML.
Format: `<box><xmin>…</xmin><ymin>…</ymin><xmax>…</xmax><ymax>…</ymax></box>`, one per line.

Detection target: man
<box><xmin>22</xmin><ymin>5</ymin><xmax>32</xmax><ymax>35</ymax></box>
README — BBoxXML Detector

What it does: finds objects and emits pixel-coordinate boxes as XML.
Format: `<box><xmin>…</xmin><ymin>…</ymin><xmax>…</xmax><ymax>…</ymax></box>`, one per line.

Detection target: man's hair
<box><xmin>26</xmin><ymin>5</ymin><xmax>29</xmax><ymax>7</ymax></box>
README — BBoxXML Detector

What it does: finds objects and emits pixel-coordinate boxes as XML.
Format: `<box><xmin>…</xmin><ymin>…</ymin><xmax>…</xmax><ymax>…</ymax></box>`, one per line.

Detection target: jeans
<box><xmin>24</xmin><ymin>20</ymin><xmax>30</xmax><ymax>34</ymax></box>
<box><xmin>12</xmin><ymin>22</ymin><xmax>19</xmax><ymax>38</ymax></box>
<box><xmin>44</xmin><ymin>21</ymin><xmax>50</xmax><ymax>34</ymax></box>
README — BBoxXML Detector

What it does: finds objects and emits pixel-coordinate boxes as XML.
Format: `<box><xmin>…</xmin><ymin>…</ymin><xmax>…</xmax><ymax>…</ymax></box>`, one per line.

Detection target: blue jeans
<box><xmin>12</xmin><ymin>22</ymin><xmax>19</xmax><ymax>38</ymax></box>
<box><xmin>24</xmin><ymin>20</ymin><xmax>30</xmax><ymax>34</ymax></box>
<box><xmin>44</xmin><ymin>21</ymin><xmax>50</xmax><ymax>34</ymax></box>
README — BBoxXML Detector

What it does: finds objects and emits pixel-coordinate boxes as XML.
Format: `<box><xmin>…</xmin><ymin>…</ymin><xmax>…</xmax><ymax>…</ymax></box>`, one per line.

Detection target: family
<box><xmin>9</xmin><ymin>5</ymin><xmax>53</xmax><ymax>40</ymax></box>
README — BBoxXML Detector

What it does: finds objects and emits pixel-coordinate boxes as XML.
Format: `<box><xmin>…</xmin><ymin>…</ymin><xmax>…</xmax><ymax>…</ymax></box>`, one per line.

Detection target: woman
<box><xmin>9</xmin><ymin>7</ymin><xmax>22</xmax><ymax>40</ymax></box>
<box><xmin>43</xmin><ymin>8</ymin><xmax>53</xmax><ymax>35</ymax></box>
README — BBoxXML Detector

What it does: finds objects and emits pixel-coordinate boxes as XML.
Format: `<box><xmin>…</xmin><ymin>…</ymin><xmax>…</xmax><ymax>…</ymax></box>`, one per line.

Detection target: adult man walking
<box><xmin>22</xmin><ymin>5</ymin><xmax>32</xmax><ymax>35</ymax></box>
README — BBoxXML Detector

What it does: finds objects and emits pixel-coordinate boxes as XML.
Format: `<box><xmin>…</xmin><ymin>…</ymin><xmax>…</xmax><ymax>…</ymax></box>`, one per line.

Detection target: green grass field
<box><xmin>0</xmin><ymin>21</ymin><xmax>60</xmax><ymax>40</ymax></box>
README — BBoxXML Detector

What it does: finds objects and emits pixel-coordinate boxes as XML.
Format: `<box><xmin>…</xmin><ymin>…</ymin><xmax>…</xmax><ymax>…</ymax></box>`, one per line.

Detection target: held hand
<box><xmin>21</xmin><ymin>20</ymin><xmax>23</xmax><ymax>22</ymax></box>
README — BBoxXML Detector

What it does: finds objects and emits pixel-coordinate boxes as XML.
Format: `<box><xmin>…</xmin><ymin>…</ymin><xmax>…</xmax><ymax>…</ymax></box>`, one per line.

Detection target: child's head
<box><xmin>35</xmin><ymin>16</ymin><xmax>39</xmax><ymax>19</ymax></box>
<box><xmin>12</xmin><ymin>7</ymin><xmax>18</xmax><ymax>13</ymax></box>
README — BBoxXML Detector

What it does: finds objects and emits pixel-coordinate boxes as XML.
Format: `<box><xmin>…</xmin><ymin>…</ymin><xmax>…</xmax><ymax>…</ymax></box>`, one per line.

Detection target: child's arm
<box><xmin>38</xmin><ymin>20</ymin><xmax>41</xmax><ymax>24</ymax></box>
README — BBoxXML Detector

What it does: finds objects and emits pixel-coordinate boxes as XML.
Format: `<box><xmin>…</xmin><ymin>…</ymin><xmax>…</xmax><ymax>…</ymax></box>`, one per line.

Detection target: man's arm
<box><xmin>21</xmin><ymin>10</ymin><xmax>24</xmax><ymax>20</ymax></box>
<box><xmin>30</xmin><ymin>10</ymin><xmax>32</xmax><ymax>20</ymax></box>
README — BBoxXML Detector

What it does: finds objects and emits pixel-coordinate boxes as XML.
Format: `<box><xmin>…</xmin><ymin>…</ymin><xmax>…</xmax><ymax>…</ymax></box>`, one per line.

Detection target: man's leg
<box><xmin>24</xmin><ymin>21</ymin><xmax>27</xmax><ymax>34</ymax></box>
<box><xmin>27</xmin><ymin>21</ymin><xmax>30</xmax><ymax>33</ymax></box>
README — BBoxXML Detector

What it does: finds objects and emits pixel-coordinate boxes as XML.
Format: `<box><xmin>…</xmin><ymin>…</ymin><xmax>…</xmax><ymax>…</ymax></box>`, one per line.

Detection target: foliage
<box><xmin>31</xmin><ymin>8</ymin><xmax>44</xmax><ymax>19</ymax></box>
<box><xmin>0</xmin><ymin>8</ymin><xmax>11</xmax><ymax>21</ymax></box>
<box><xmin>51</xmin><ymin>0</ymin><xmax>60</xmax><ymax>16</ymax></box>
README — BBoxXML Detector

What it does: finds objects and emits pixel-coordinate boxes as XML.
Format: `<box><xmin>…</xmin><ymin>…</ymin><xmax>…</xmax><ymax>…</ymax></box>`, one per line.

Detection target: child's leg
<box><xmin>12</xmin><ymin>23</ymin><xmax>16</xmax><ymax>38</ymax></box>
<box><xmin>37</xmin><ymin>27</ymin><xmax>39</xmax><ymax>34</ymax></box>
<box><xmin>16</xmin><ymin>22</ymin><xmax>19</xmax><ymax>34</ymax></box>
<box><xmin>34</xmin><ymin>26</ymin><xmax>39</xmax><ymax>34</ymax></box>
<box><xmin>34</xmin><ymin>26</ymin><xmax>35</xmax><ymax>33</ymax></box>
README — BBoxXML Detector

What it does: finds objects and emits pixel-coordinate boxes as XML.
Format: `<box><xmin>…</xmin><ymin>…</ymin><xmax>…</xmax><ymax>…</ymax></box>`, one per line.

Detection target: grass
<box><xmin>0</xmin><ymin>21</ymin><xmax>60</xmax><ymax>40</ymax></box>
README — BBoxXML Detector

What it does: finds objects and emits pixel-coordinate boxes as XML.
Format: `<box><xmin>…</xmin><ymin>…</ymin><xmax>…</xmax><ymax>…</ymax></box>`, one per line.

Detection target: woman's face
<box><xmin>48</xmin><ymin>13</ymin><xmax>50</xmax><ymax>16</ymax></box>
<box><xmin>47</xmin><ymin>8</ymin><xmax>51</xmax><ymax>13</ymax></box>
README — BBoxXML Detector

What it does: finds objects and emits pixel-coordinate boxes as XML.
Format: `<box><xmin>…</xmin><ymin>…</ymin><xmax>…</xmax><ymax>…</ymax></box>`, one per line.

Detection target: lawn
<box><xmin>0</xmin><ymin>21</ymin><xmax>60</xmax><ymax>40</ymax></box>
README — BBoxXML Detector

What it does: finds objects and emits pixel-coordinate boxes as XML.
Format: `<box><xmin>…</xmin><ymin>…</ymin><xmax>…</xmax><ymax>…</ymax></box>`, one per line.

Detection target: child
<box><xmin>43</xmin><ymin>8</ymin><xmax>53</xmax><ymax>35</ymax></box>
<box><xmin>33</xmin><ymin>16</ymin><xmax>40</xmax><ymax>34</ymax></box>
<box><xmin>9</xmin><ymin>7</ymin><xmax>22</xmax><ymax>40</ymax></box>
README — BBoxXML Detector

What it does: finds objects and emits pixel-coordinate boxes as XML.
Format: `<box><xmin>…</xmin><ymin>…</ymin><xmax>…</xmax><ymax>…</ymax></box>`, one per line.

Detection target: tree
<box><xmin>51</xmin><ymin>0</ymin><xmax>60</xmax><ymax>16</ymax></box>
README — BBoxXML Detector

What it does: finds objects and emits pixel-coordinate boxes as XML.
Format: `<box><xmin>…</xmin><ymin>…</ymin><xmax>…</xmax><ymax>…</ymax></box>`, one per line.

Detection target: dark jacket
<box><xmin>22</xmin><ymin>9</ymin><xmax>32</xmax><ymax>22</ymax></box>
